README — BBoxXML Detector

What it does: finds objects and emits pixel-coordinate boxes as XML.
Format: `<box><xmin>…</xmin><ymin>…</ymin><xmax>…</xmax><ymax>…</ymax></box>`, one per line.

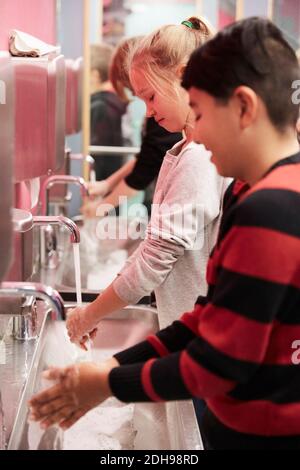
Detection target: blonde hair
<box><xmin>129</xmin><ymin>17</ymin><xmax>214</xmax><ymax>99</ymax></box>
<box><xmin>90</xmin><ymin>43</ymin><xmax>114</xmax><ymax>83</ymax></box>
<box><xmin>109</xmin><ymin>36</ymin><xmax>144</xmax><ymax>103</ymax></box>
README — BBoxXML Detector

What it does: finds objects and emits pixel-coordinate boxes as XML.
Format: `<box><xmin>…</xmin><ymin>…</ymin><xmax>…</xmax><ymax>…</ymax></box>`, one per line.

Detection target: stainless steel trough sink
<box><xmin>2</xmin><ymin>303</ymin><xmax>202</xmax><ymax>450</ymax></box>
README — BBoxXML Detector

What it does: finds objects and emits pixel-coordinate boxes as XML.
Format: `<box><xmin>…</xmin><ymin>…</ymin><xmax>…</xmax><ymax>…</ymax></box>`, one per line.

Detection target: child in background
<box><xmin>90</xmin><ymin>43</ymin><xmax>127</xmax><ymax>180</ymax></box>
<box><xmin>29</xmin><ymin>18</ymin><xmax>300</xmax><ymax>450</ymax></box>
<box><xmin>82</xmin><ymin>36</ymin><xmax>182</xmax><ymax>218</ymax></box>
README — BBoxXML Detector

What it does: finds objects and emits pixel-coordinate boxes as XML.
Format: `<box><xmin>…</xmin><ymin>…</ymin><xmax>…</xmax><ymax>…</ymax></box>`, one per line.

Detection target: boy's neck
<box><xmin>242</xmin><ymin>130</ymin><xmax>299</xmax><ymax>186</ymax></box>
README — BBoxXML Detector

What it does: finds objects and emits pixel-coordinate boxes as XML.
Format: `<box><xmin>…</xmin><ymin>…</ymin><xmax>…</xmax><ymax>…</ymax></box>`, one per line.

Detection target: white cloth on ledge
<box><xmin>9</xmin><ymin>30</ymin><xmax>60</xmax><ymax>57</ymax></box>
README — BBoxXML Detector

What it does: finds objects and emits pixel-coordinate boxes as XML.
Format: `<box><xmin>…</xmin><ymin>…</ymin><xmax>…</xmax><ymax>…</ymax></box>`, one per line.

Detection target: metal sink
<box><xmin>4</xmin><ymin>303</ymin><xmax>202</xmax><ymax>450</ymax></box>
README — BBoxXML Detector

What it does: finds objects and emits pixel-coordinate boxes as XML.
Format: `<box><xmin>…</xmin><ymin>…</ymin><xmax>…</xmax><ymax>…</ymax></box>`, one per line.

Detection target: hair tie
<box><xmin>181</xmin><ymin>20</ymin><xmax>195</xmax><ymax>29</ymax></box>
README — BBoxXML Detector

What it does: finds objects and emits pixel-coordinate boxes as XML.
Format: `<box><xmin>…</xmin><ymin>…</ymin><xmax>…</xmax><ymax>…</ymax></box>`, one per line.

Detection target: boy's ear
<box><xmin>176</xmin><ymin>64</ymin><xmax>186</xmax><ymax>80</ymax></box>
<box><xmin>233</xmin><ymin>86</ymin><xmax>259</xmax><ymax>129</ymax></box>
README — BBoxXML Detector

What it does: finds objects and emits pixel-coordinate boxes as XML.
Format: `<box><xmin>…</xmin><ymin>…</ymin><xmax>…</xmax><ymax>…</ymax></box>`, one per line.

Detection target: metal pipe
<box><xmin>89</xmin><ymin>145</ymin><xmax>140</xmax><ymax>156</ymax></box>
<box><xmin>0</xmin><ymin>282</ymin><xmax>65</xmax><ymax>320</ymax></box>
<box><xmin>70</xmin><ymin>154</ymin><xmax>96</xmax><ymax>182</ymax></box>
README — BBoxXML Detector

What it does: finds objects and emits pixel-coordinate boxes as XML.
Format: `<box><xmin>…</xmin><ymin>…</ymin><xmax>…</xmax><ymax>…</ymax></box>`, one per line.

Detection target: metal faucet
<box><xmin>32</xmin><ymin>215</ymin><xmax>80</xmax><ymax>269</ymax></box>
<box><xmin>41</xmin><ymin>175</ymin><xmax>89</xmax><ymax>216</ymax></box>
<box><xmin>70</xmin><ymin>154</ymin><xmax>96</xmax><ymax>182</ymax></box>
<box><xmin>32</xmin><ymin>216</ymin><xmax>80</xmax><ymax>244</ymax></box>
<box><xmin>0</xmin><ymin>282</ymin><xmax>65</xmax><ymax>340</ymax></box>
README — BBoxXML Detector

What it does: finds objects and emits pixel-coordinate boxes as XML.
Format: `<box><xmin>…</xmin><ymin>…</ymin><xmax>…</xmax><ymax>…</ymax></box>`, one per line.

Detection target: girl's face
<box><xmin>130</xmin><ymin>68</ymin><xmax>191</xmax><ymax>133</ymax></box>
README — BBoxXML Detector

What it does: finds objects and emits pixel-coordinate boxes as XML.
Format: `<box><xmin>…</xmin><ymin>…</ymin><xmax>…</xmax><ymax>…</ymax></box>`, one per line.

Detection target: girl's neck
<box><xmin>183</xmin><ymin>109</ymin><xmax>195</xmax><ymax>144</ymax></box>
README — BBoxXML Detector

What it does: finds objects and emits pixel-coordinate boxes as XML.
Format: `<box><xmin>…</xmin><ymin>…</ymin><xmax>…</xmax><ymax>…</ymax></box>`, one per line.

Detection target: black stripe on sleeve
<box><xmin>150</xmin><ymin>352</ymin><xmax>191</xmax><ymax>400</ymax></box>
<box><xmin>155</xmin><ymin>321</ymin><xmax>197</xmax><ymax>353</ymax></box>
<box><xmin>229</xmin><ymin>364</ymin><xmax>300</xmax><ymax>404</ymax></box>
<box><xmin>235</xmin><ymin>189</ymin><xmax>300</xmax><ymax>239</ymax></box>
<box><xmin>187</xmin><ymin>336</ymin><xmax>257</xmax><ymax>383</ymax></box>
<box><xmin>109</xmin><ymin>363</ymin><xmax>151</xmax><ymax>402</ymax></box>
<box><xmin>212</xmin><ymin>267</ymin><xmax>300</xmax><ymax>325</ymax></box>
<box><xmin>114</xmin><ymin>340</ymin><xmax>159</xmax><ymax>365</ymax></box>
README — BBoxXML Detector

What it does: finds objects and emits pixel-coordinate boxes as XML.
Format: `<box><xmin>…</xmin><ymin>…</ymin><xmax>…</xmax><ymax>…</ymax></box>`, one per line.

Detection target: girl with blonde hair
<box><xmin>82</xmin><ymin>36</ymin><xmax>182</xmax><ymax>217</ymax></box>
<box><xmin>66</xmin><ymin>16</ymin><xmax>230</xmax><ymax>343</ymax></box>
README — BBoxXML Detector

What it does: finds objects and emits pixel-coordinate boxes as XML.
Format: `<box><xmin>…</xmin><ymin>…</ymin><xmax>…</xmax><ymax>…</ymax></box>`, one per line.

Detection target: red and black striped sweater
<box><xmin>109</xmin><ymin>152</ymin><xmax>300</xmax><ymax>449</ymax></box>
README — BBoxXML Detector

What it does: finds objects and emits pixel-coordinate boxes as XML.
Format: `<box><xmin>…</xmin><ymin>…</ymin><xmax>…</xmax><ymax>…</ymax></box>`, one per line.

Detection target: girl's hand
<box><xmin>28</xmin><ymin>361</ymin><xmax>116</xmax><ymax>430</ymax></box>
<box><xmin>66</xmin><ymin>305</ymin><xmax>99</xmax><ymax>346</ymax></box>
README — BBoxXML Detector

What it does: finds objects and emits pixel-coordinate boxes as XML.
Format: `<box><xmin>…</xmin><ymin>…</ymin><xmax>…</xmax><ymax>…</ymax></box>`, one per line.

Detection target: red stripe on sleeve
<box><xmin>147</xmin><ymin>335</ymin><xmax>170</xmax><ymax>357</ymax></box>
<box><xmin>180</xmin><ymin>351</ymin><xmax>235</xmax><ymax>398</ymax></box>
<box><xmin>199</xmin><ymin>304</ymin><xmax>272</xmax><ymax>363</ymax></box>
<box><xmin>207</xmin><ymin>395</ymin><xmax>300</xmax><ymax>436</ymax></box>
<box><xmin>180</xmin><ymin>304</ymin><xmax>203</xmax><ymax>335</ymax></box>
<box><xmin>141</xmin><ymin>359</ymin><xmax>162</xmax><ymax>402</ymax></box>
<box><xmin>221</xmin><ymin>226</ymin><xmax>300</xmax><ymax>288</ymax></box>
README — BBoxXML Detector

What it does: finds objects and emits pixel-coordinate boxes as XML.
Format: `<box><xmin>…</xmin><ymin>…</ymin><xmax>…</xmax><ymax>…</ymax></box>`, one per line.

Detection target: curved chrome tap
<box><xmin>32</xmin><ymin>215</ymin><xmax>80</xmax><ymax>244</ymax></box>
<box><xmin>41</xmin><ymin>175</ymin><xmax>89</xmax><ymax>215</ymax></box>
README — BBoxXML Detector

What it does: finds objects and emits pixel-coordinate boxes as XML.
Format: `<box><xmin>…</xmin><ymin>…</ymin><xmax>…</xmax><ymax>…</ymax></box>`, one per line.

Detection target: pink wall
<box><xmin>0</xmin><ymin>0</ymin><xmax>56</xmax><ymax>51</ymax></box>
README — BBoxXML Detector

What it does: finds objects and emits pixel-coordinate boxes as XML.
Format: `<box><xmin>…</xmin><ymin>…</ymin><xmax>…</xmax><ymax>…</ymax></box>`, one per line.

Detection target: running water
<box><xmin>72</xmin><ymin>243</ymin><xmax>82</xmax><ymax>306</ymax></box>
<box><xmin>72</xmin><ymin>242</ymin><xmax>92</xmax><ymax>360</ymax></box>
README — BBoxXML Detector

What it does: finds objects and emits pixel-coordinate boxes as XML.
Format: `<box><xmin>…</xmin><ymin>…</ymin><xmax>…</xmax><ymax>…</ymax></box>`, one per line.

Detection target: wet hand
<box><xmin>28</xmin><ymin>362</ymin><xmax>113</xmax><ymax>430</ymax></box>
<box><xmin>66</xmin><ymin>306</ymin><xmax>99</xmax><ymax>346</ymax></box>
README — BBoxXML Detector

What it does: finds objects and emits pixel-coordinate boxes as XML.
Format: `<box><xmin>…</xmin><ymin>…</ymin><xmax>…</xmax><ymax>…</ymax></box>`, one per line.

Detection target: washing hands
<box><xmin>67</xmin><ymin>285</ymin><xmax>128</xmax><ymax>349</ymax></box>
<box><xmin>28</xmin><ymin>358</ymin><xmax>119</xmax><ymax>430</ymax></box>
<box><xmin>80</xmin><ymin>180</ymin><xmax>110</xmax><ymax>219</ymax></box>
<box><xmin>66</xmin><ymin>305</ymin><xmax>99</xmax><ymax>349</ymax></box>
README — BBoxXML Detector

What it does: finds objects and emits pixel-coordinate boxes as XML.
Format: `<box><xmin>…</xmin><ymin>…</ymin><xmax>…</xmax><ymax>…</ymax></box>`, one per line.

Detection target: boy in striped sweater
<box><xmin>29</xmin><ymin>18</ymin><xmax>300</xmax><ymax>449</ymax></box>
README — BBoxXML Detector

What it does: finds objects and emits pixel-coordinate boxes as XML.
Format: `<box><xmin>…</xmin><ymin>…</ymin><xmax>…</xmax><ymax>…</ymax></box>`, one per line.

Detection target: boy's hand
<box><xmin>28</xmin><ymin>360</ymin><xmax>118</xmax><ymax>430</ymax></box>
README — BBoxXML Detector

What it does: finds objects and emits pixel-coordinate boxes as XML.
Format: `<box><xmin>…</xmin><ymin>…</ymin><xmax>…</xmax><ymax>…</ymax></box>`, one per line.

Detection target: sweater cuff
<box><xmin>114</xmin><ymin>340</ymin><xmax>159</xmax><ymax>365</ymax></box>
<box><xmin>109</xmin><ymin>363</ymin><xmax>151</xmax><ymax>402</ymax></box>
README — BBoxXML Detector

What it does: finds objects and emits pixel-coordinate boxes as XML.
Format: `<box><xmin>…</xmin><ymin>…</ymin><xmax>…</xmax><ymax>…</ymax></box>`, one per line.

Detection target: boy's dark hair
<box><xmin>182</xmin><ymin>17</ymin><xmax>300</xmax><ymax>131</ymax></box>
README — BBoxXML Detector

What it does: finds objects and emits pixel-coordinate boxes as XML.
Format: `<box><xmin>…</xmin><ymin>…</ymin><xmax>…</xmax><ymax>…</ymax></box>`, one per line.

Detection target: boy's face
<box><xmin>188</xmin><ymin>87</ymin><xmax>242</xmax><ymax>178</ymax></box>
<box><xmin>131</xmin><ymin>68</ymin><xmax>191</xmax><ymax>133</ymax></box>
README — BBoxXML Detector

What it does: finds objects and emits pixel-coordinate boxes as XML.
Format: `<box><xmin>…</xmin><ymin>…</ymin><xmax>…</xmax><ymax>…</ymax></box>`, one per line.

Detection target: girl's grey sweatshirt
<box><xmin>113</xmin><ymin>139</ymin><xmax>231</xmax><ymax>328</ymax></box>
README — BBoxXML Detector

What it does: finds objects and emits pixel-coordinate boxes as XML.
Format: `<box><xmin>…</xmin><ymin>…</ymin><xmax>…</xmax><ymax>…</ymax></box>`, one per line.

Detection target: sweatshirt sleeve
<box><xmin>113</xmin><ymin>144</ymin><xmax>224</xmax><ymax>305</ymax></box>
<box><xmin>109</xmin><ymin>192</ymin><xmax>291</xmax><ymax>402</ymax></box>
